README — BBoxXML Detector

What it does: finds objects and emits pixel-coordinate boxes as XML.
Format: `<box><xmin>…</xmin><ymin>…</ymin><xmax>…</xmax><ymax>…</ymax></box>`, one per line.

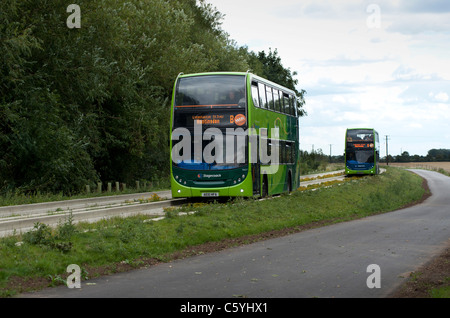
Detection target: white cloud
<box><xmin>387</xmin><ymin>14</ymin><xmax>450</xmax><ymax>35</ymax></box>
<box><xmin>430</xmin><ymin>92</ymin><xmax>449</xmax><ymax>102</ymax></box>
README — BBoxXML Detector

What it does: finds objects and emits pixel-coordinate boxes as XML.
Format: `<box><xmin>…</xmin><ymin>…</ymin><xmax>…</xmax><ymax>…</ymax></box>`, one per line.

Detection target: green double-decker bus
<box><xmin>345</xmin><ymin>128</ymin><xmax>380</xmax><ymax>175</ymax></box>
<box><xmin>170</xmin><ymin>72</ymin><xmax>300</xmax><ymax>198</ymax></box>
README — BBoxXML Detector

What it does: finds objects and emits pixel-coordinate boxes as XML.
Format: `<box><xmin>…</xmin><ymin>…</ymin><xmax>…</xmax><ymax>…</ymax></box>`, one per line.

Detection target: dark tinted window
<box><xmin>258</xmin><ymin>82</ymin><xmax>267</xmax><ymax>108</ymax></box>
<box><xmin>266</xmin><ymin>86</ymin><xmax>274</xmax><ymax>110</ymax></box>
<box><xmin>346</xmin><ymin>129</ymin><xmax>373</xmax><ymax>142</ymax></box>
<box><xmin>175</xmin><ymin>75</ymin><xmax>246</xmax><ymax>109</ymax></box>
<box><xmin>251</xmin><ymin>82</ymin><xmax>259</xmax><ymax>107</ymax></box>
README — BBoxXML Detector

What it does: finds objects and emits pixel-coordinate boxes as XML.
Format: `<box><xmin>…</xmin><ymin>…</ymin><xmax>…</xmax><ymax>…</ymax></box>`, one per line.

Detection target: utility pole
<box><xmin>385</xmin><ymin>135</ymin><xmax>389</xmax><ymax>165</ymax></box>
<box><xmin>329</xmin><ymin>144</ymin><xmax>333</xmax><ymax>163</ymax></box>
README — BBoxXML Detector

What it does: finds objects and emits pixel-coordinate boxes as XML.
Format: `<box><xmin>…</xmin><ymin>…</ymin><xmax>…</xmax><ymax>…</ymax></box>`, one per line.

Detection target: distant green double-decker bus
<box><xmin>345</xmin><ymin>128</ymin><xmax>380</xmax><ymax>175</ymax></box>
<box><xmin>170</xmin><ymin>72</ymin><xmax>300</xmax><ymax>198</ymax></box>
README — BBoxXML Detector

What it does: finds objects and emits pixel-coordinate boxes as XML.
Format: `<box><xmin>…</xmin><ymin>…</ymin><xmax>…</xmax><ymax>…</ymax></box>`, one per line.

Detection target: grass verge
<box><xmin>0</xmin><ymin>179</ymin><xmax>170</xmax><ymax>207</ymax></box>
<box><xmin>0</xmin><ymin>167</ymin><xmax>427</xmax><ymax>297</ymax></box>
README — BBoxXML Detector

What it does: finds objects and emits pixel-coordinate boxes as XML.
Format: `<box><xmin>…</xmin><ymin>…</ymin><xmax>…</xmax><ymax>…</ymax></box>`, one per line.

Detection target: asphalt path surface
<box><xmin>19</xmin><ymin>169</ymin><xmax>450</xmax><ymax>299</ymax></box>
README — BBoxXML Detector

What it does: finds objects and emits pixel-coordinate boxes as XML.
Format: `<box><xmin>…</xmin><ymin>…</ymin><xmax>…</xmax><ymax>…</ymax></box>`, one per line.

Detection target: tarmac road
<box><xmin>19</xmin><ymin>169</ymin><xmax>450</xmax><ymax>299</ymax></box>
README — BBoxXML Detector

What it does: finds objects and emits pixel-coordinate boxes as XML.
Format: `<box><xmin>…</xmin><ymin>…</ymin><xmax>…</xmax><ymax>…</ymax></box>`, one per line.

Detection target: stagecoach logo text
<box><xmin>198</xmin><ymin>173</ymin><xmax>222</xmax><ymax>179</ymax></box>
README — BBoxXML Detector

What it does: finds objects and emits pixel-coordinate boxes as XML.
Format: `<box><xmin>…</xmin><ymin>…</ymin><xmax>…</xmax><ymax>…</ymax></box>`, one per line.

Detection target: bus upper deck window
<box><xmin>251</xmin><ymin>82</ymin><xmax>260</xmax><ymax>107</ymax></box>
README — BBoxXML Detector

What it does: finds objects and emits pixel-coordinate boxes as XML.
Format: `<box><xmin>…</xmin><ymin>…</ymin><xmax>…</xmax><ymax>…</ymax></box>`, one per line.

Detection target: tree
<box><xmin>0</xmin><ymin>0</ymin><xmax>252</xmax><ymax>194</ymax></box>
<box><xmin>427</xmin><ymin>149</ymin><xmax>450</xmax><ymax>161</ymax></box>
<box><xmin>396</xmin><ymin>151</ymin><xmax>410</xmax><ymax>162</ymax></box>
<box><xmin>247</xmin><ymin>48</ymin><xmax>306</xmax><ymax>116</ymax></box>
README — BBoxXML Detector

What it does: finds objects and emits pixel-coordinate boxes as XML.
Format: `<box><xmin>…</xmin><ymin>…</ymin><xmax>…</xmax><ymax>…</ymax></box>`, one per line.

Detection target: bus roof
<box><xmin>176</xmin><ymin>72</ymin><xmax>297</xmax><ymax>95</ymax></box>
<box><xmin>346</xmin><ymin>128</ymin><xmax>377</xmax><ymax>131</ymax></box>
<box><xmin>178</xmin><ymin>71</ymin><xmax>247</xmax><ymax>78</ymax></box>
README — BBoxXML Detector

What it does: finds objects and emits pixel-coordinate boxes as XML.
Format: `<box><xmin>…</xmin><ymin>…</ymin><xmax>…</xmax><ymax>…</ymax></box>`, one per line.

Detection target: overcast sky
<box><xmin>206</xmin><ymin>0</ymin><xmax>450</xmax><ymax>157</ymax></box>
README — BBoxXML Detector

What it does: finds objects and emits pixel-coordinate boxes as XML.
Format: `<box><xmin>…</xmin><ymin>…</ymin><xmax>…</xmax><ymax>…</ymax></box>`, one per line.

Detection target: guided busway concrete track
<box><xmin>0</xmin><ymin>191</ymin><xmax>184</xmax><ymax>237</ymax></box>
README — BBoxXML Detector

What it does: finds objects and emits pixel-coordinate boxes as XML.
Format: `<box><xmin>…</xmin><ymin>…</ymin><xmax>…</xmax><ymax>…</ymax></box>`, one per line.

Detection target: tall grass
<box><xmin>0</xmin><ymin>177</ymin><xmax>170</xmax><ymax>207</ymax></box>
<box><xmin>0</xmin><ymin>167</ymin><xmax>425</xmax><ymax>296</ymax></box>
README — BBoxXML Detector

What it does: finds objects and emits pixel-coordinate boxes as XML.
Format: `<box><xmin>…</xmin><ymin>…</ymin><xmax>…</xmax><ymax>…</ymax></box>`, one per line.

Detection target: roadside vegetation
<box><xmin>391</xmin><ymin>247</ymin><xmax>450</xmax><ymax>298</ymax></box>
<box><xmin>0</xmin><ymin>167</ymin><xmax>428</xmax><ymax>297</ymax></box>
<box><xmin>300</xmin><ymin>149</ymin><xmax>344</xmax><ymax>175</ymax></box>
<box><xmin>0</xmin><ymin>177</ymin><xmax>170</xmax><ymax>208</ymax></box>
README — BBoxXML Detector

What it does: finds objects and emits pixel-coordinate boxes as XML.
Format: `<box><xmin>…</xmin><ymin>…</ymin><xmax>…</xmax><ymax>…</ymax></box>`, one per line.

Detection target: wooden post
<box><xmin>107</xmin><ymin>182</ymin><xmax>112</xmax><ymax>192</ymax></box>
<box><xmin>115</xmin><ymin>182</ymin><xmax>120</xmax><ymax>192</ymax></box>
<box><xmin>86</xmin><ymin>185</ymin><xmax>90</xmax><ymax>194</ymax></box>
<box><xmin>97</xmin><ymin>182</ymin><xmax>102</xmax><ymax>193</ymax></box>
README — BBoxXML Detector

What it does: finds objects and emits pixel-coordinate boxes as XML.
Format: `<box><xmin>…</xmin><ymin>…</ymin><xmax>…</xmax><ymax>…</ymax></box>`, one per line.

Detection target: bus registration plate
<box><xmin>202</xmin><ymin>192</ymin><xmax>219</xmax><ymax>197</ymax></box>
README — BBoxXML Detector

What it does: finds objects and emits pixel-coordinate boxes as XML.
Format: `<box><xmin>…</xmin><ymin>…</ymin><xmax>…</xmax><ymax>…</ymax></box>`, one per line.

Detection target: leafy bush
<box><xmin>22</xmin><ymin>214</ymin><xmax>77</xmax><ymax>253</ymax></box>
<box><xmin>23</xmin><ymin>223</ymin><xmax>53</xmax><ymax>246</ymax></box>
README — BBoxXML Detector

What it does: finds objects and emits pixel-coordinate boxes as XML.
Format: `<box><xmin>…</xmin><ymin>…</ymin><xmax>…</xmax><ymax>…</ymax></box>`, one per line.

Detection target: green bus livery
<box><xmin>345</xmin><ymin>128</ymin><xmax>380</xmax><ymax>175</ymax></box>
<box><xmin>170</xmin><ymin>72</ymin><xmax>300</xmax><ymax>198</ymax></box>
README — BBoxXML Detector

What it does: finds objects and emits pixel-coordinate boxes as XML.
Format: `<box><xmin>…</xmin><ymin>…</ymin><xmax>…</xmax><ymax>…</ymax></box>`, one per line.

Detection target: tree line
<box><xmin>300</xmin><ymin>148</ymin><xmax>450</xmax><ymax>174</ymax></box>
<box><xmin>1</xmin><ymin>0</ymin><xmax>306</xmax><ymax>195</ymax></box>
<box><xmin>382</xmin><ymin>149</ymin><xmax>450</xmax><ymax>163</ymax></box>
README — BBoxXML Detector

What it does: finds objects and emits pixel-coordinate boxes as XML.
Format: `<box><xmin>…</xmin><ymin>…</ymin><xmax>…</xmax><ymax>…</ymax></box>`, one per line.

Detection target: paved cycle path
<box><xmin>19</xmin><ymin>169</ymin><xmax>450</xmax><ymax>298</ymax></box>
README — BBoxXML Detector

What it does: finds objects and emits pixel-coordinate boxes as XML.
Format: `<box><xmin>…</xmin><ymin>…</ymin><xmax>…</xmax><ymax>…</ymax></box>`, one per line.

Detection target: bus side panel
<box><xmin>251</xmin><ymin>86</ymin><xmax>299</xmax><ymax>195</ymax></box>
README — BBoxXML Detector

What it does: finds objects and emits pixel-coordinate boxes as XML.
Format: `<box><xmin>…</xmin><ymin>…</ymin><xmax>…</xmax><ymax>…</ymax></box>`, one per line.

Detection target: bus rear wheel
<box><xmin>287</xmin><ymin>173</ymin><xmax>292</xmax><ymax>193</ymax></box>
